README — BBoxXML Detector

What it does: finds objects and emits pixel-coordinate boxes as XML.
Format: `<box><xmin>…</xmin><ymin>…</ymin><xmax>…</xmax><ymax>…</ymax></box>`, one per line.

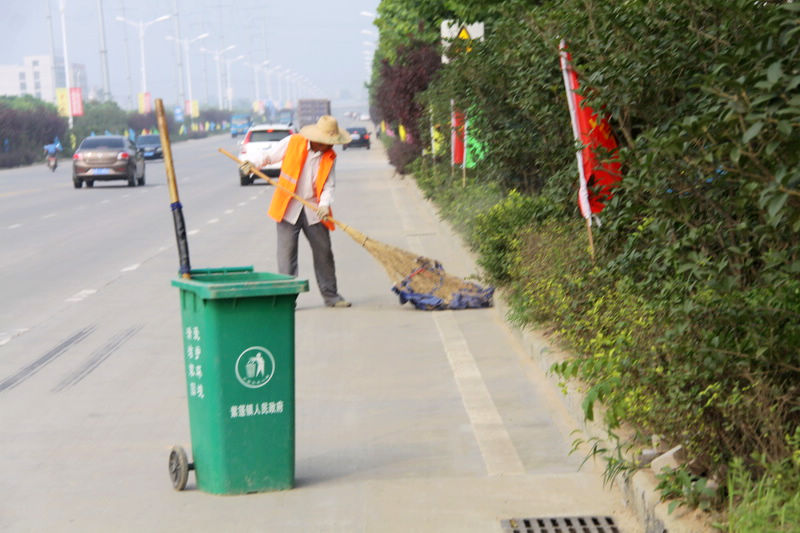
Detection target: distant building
<box><xmin>0</xmin><ymin>55</ymin><xmax>87</xmax><ymax>104</ymax></box>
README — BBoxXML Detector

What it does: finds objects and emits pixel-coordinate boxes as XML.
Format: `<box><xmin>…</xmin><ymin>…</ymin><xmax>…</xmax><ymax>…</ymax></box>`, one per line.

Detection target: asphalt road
<box><xmin>0</xmin><ymin>132</ymin><xmax>638</xmax><ymax>532</ymax></box>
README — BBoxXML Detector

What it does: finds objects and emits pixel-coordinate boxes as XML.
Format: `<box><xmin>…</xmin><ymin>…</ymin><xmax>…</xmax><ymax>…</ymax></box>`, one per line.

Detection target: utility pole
<box><xmin>119</xmin><ymin>0</ymin><xmax>134</xmax><ymax>109</ymax></box>
<box><xmin>96</xmin><ymin>0</ymin><xmax>111</xmax><ymax>101</ymax></box>
<box><xmin>46</xmin><ymin>0</ymin><xmax>58</xmax><ymax>104</ymax></box>
<box><xmin>172</xmin><ymin>0</ymin><xmax>185</xmax><ymax>108</ymax></box>
<box><xmin>58</xmin><ymin>0</ymin><xmax>73</xmax><ymax>128</ymax></box>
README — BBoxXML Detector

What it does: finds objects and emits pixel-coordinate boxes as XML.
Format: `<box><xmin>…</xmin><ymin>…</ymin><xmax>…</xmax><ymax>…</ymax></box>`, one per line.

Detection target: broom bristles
<box><xmin>220</xmin><ymin>150</ymin><xmax>480</xmax><ymax>302</ymax></box>
<box><xmin>341</xmin><ymin>223</ymin><xmax>477</xmax><ymax>300</ymax></box>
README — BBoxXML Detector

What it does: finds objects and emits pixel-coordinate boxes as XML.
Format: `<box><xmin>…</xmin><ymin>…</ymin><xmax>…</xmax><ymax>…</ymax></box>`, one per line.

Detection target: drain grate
<box><xmin>501</xmin><ymin>516</ymin><xmax>620</xmax><ymax>533</ymax></box>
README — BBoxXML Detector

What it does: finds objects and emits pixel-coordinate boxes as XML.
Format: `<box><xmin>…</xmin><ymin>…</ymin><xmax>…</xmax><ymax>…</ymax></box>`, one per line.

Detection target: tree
<box><xmin>0</xmin><ymin>95</ymin><xmax>66</xmax><ymax>167</ymax></box>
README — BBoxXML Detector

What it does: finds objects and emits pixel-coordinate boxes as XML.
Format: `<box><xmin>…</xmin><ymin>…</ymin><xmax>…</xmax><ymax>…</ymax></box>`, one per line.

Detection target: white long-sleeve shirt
<box><xmin>262</xmin><ymin>135</ymin><xmax>336</xmax><ymax>225</ymax></box>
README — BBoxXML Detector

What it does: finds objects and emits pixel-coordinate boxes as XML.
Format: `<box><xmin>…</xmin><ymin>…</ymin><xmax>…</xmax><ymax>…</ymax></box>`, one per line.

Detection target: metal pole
<box><xmin>265</xmin><ymin>67</ymin><xmax>272</xmax><ymax>103</ymax></box>
<box><xmin>172</xmin><ymin>0</ymin><xmax>185</xmax><ymax>108</ymax></box>
<box><xmin>184</xmin><ymin>41</ymin><xmax>193</xmax><ymax>111</ymax></box>
<box><xmin>138</xmin><ymin>21</ymin><xmax>146</xmax><ymax>94</ymax></box>
<box><xmin>215</xmin><ymin>53</ymin><xmax>223</xmax><ymax>109</ymax></box>
<box><xmin>46</xmin><ymin>1</ymin><xmax>58</xmax><ymax>104</ymax></box>
<box><xmin>119</xmin><ymin>0</ymin><xmax>134</xmax><ymax>109</ymax></box>
<box><xmin>58</xmin><ymin>0</ymin><xmax>73</xmax><ymax>129</ymax></box>
<box><xmin>96</xmin><ymin>0</ymin><xmax>111</xmax><ymax>101</ymax></box>
<box><xmin>225</xmin><ymin>57</ymin><xmax>231</xmax><ymax>110</ymax></box>
<box><xmin>253</xmin><ymin>64</ymin><xmax>260</xmax><ymax>101</ymax></box>
<box><xmin>203</xmin><ymin>53</ymin><xmax>210</xmax><ymax>107</ymax></box>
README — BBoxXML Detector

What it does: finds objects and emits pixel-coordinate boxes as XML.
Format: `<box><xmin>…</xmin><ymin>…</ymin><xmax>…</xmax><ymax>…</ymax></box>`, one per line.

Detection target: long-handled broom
<box><xmin>156</xmin><ymin>99</ymin><xmax>192</xmax><ymax>279</ymax></box>
<box><xmin>218</xmin><ymin>148</ymin><xmax>492</xmax><ymax>309</ymax></box>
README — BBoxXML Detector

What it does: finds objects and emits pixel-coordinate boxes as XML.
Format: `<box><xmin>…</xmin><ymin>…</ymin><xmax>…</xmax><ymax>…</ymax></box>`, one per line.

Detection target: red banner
<box><xmin>69</xmin><ymin>87</ymin><xmax>84</xmax><ymax>117</ymax></box>
<box><xmin>559</xmin><ymin>40</ymin><xmax>621</xmax><ymax>218</ymax></box>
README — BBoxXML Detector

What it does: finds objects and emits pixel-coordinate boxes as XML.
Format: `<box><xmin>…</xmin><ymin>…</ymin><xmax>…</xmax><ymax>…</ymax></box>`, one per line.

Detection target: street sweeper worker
<box><xmin>258</xmin><ymin>115</ymin><xmax>353</xmax><ymax>308</ymax></box>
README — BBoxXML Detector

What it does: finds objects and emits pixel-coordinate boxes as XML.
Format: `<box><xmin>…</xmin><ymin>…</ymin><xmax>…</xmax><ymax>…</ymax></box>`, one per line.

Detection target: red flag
<box><xmin>559</xmin><ymin>40</ymin><xmax>621</xmax><ymax>219</ymax></box>
<box><xmin>451</xmin><ymin>100</ymin><xmax>465</xmax><ymax>166</ymax></box>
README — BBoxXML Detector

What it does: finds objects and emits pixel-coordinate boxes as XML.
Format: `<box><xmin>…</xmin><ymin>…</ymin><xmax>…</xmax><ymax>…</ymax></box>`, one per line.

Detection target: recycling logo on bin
<box><xmin>235</xmin><ymin>346</ymin><xmax>276</xmax><ymax>388</ymax></box>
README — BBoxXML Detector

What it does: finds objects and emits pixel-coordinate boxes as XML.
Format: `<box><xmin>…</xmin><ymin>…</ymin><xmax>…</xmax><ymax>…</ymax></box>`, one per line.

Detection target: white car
<box><xmin>237</xmin><ymin>124</ymin><xmax>294</xmax><ymax>185</ymax></box>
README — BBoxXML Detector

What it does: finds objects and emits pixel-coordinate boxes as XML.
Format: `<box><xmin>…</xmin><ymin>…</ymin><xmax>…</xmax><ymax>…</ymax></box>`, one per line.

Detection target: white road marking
<box><xmin>42</xmin><ymin>213</ymin><xmax>56</xmax><ymax>219</ymax></box>
<box><xmin>100</xmin><ymin>199</ymin><xmax>111</xmax><ymax>205</ymax></box>
<box><xmin>0</xmin><ymin>329</ymin><xmax>29</xmax><ymax>346</ymax></box>
<box><xmin>395</xmin><ymin>184</ymin><xmax>524</xmax><ymax>477</ymax></box>
<box><xmin>224</xmin><ymin>209</ymin><xmax>234</xmax><ymax>215</ymax></box>
<box><xmin>8</xmin><ymin>224</ymin><xmax>22</xmax><ymax>229</ymax></box>
<box><xmin>249</xmin><ymin>195</ymin><xmax>257</xmax><ymax>201</ymax></box>
<box><xmin>188</xmin><ymin>229</ymin><xmax>199</xmax><ymax>236</ymax></box>
<box><xmin>433</xmin><ymin>311</ymin><xmax>526</xmax><ymax>476</ymax></box>
<box><xmin>238</xmin><ymin>202</ymin><xmax>247</xmax><ymax>207</ymax></box>
<box><xmin>121</xmin><ymin>264</ymin><xmax>140</xmax><ymax>272</ymax></box>
<box><xmin>66</xmin><ymin>289</ymin><xmax>97</xmax><ymax>303</ymax></box>
<box><xmin>208</xmin><ymin>218</ymin><xmax>219</xmax><ymax>224</ymax></box>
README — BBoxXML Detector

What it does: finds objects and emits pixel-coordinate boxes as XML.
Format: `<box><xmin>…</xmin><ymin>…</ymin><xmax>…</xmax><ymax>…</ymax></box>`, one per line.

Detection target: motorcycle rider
<box><xmin>43</xmin><ymin>141</ymin><xmax>62</xmax><ymax>171</ymax></box>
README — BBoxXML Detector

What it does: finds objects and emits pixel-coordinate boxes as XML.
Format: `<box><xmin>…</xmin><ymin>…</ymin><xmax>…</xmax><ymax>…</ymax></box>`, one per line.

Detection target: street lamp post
<box><xmin>201</xmin><ymin>45</ymin><xmax>235</xmax><ymax>110</ymax></box>
<box><xmin>273</xmin><ymin>67</ymin><xmax>286</xmax><ymax>107</ymax></box>
<box><xmin>58</xmin><ymin>0</ymin><xmax>73</xmax><ymax>129</ymax></box>
<box><xmin>166</xmin><ymin>32</ymin><xmax>209</xmax><ymax>114</ymax></box>
<box><xmin>246</xmin><ymin>60</ymin><xmax>269</xmax><ymax>102</ymax></box>
<box><xmin>115</xmin><ymin>13</ymin><xmax>171</xmax><ymax>98</ymax></box>
<box><xmin>225</xmin><ymin>54</ymin><xmax>245</xmax><ymax>111</ymax></box>
<box><xmin>275</xmin><ymin>67</ymin><xmax>292</xmax><ymax>108</ymax></box>
<box><xmin>96</xmin><ymin>0</ymin><xmax>111</xmax><ymax>101</ymax></box>
<box><xmin>263</xmin><ymin>65</ymin><xmax>275</xmax><ymax>105</ymax></box>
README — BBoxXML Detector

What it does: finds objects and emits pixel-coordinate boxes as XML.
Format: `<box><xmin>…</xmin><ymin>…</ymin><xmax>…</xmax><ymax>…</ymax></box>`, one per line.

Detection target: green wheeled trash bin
<box><xmin>168</xmin><ymin>266</ymin><xmax>308</xmax><ymax>494</ymax></box>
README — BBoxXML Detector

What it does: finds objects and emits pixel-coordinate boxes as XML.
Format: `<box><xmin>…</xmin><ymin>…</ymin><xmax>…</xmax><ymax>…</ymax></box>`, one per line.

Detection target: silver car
<box><xmin>72</xmin><ymin>135</ymin><xmax>145</xmax><ymax>188</ymax></box>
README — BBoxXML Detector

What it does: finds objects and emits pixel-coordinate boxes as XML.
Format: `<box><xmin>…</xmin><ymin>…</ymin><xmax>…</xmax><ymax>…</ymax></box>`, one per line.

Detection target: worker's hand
<box><xmin>239</xmin><ymin>162</ymin><xmax>252</xmax><ymax>175</ymax></box>
<box><xmin>259</xmin><ymin>156</ymin><xmax>271</xmax><ymax>168</ymax></box>
<box><xmin>315</xmin><ymin>204</ymin><xmax>330</xmax><ymax>220</ymax></box>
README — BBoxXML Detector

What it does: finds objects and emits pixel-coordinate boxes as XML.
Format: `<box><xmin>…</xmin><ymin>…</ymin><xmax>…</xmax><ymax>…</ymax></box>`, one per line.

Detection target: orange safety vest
<box><xmin>267</xmin><ymin>134</ymin><xmax>336</xmax><ymax>231</ymax></box>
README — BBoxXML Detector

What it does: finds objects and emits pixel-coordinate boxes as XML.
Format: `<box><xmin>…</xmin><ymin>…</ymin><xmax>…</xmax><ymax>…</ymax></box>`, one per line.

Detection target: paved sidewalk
<box><xmin>0</xmin><ymin>140</ymin><xmax>640</xmax><ymax>532</ymax></box>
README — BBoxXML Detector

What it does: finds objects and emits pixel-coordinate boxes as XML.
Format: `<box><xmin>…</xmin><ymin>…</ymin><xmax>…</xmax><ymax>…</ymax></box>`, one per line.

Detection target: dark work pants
<box><xmin>276</xmin><ymin>210</ymin><xmax>344</xmax><ymax>305</ymax></box>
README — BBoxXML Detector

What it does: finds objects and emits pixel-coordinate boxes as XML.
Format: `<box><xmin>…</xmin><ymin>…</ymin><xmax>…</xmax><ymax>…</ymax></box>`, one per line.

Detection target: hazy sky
<box><xmin>1</xmin><ymin>0</ymin><xmax>379</xmax><ymax>111</ymax></box>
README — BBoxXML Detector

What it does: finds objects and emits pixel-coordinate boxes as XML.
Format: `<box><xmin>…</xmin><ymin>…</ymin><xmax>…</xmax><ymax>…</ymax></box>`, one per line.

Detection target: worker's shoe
<box><xmin>327</xmin><ymin>300</ymin><xmax>352</xmax><ymax>308</ymax></box>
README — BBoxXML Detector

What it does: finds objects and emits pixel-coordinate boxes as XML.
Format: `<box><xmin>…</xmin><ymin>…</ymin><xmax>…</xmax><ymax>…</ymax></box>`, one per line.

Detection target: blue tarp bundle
<box><xmin>392</xmin><ymin>260</ymin><xmax>494</xmax><ymax>311</ymax></box>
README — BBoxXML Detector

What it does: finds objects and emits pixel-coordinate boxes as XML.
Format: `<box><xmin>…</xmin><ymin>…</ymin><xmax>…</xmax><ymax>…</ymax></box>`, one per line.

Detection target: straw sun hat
<box><xmin>300</xmin><ymin>115</ymin><xmax>352</xmax><ymax>145</ymax></box>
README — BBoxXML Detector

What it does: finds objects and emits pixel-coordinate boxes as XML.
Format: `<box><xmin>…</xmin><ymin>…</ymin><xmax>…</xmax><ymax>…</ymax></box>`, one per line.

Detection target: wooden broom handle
<box><xmin>218</xmin><ymin>147</ymin><xmax>345</xmax><ymax>229</ymax></box>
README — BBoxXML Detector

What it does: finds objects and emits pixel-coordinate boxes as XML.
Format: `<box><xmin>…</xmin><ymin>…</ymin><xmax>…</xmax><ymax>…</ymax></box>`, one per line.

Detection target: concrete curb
<box><xmin>494</xmin><ymin>294</ymin><xmax>713</xmax><ymax>533</ymax></box>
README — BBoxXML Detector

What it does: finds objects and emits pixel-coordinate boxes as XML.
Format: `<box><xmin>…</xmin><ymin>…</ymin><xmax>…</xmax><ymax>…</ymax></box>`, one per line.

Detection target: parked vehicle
<box><xmin>343</xmin><ymin>127</ymin><xmax>371</xmax><ymax>150</ymax></box>
<box><xmin>72</xmin><ymin>135</ymin><xmax>145</xmax><ymax>188</ymax></box>
<box><xmin>295</xmin><ymin>99</ymin><xmax>331</xmax><ymax>129</ymax></box>
<box><xmin>136</xmin><ymin>134</ymin><xmax>163</xmax><ymax>159</ymax></box>
<box><xmin>231</xmin><ymin>114</ymin><xmax>252</xmax><ymax>137</ymax></box>
<box><xmin>277</xmin><ymin>108</ymin><xmax>294</xmax><ymax>126</ymax></box>
<box><xmin>237</xmin><ymin>124</ymin><xmax>294</xmax><ymax>185</ymax></box>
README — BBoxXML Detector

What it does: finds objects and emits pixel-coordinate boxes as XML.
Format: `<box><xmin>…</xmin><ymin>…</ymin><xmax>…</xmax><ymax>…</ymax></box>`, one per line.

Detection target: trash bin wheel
<box><xmin>169</xmin><ymin>445</ymin><xmax>191</xmax><ymax>491</ymax></box>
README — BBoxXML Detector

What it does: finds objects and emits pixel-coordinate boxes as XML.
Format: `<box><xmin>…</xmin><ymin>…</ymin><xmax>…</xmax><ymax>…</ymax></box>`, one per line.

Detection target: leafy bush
<box><xmin>386</xmin><ymin>139</ymin><xmax>420</xmax><ymax>174</ymax></box>
<box><xmin>374</xmin><ymin>0</ymin><xmax>800</xmax><ymax>522</ymax></box>
<box><xmin>0</xmin><ymin>95</ymin><xmax>66</xmax><ymax>167</ymax></box>
<box><xmin>471</xmin><ymin>190</ymin><xmax>540</xmax><ymax>282</ymax></box>
<box><xmin>71</xmin><ymin>100</ymin><xmax>129</xmax><ymax>146</ymax></box>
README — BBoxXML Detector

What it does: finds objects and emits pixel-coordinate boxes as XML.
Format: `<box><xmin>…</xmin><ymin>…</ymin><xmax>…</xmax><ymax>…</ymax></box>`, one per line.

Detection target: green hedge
<box><xmin>373</xmin><ymin>0</ymin><xmax>800</xmax><ymax>525</ymax></box>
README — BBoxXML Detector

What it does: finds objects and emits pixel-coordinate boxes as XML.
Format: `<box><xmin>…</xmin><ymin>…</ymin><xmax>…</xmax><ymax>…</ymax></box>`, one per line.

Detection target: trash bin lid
<box><xmin>172</xmin><ymin>268</ymin><xmax>309</xmax><ymax>299</ymax></box>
